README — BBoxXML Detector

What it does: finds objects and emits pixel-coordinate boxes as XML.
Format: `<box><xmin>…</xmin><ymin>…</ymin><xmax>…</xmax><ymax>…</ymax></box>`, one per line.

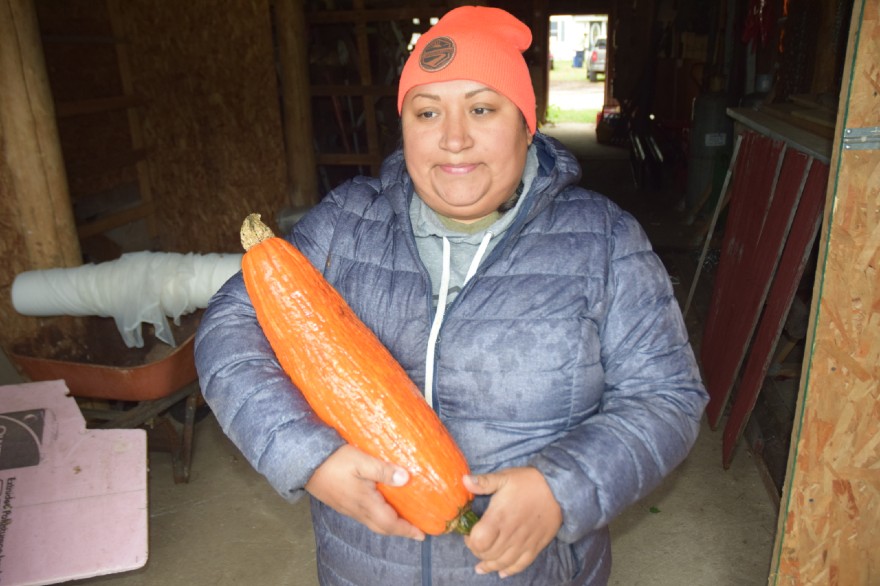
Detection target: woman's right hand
<box><xmin>304</xmin><ymin>444</ymin><xmax>426</xmax><ymax>541</ymax></box>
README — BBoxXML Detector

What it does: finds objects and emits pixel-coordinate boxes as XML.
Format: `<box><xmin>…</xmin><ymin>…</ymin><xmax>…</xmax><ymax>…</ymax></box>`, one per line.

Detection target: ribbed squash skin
<box><xmin>240</xmin><ymin>215</ymin><xmax>474</xmax><ymax>536</ymax></box>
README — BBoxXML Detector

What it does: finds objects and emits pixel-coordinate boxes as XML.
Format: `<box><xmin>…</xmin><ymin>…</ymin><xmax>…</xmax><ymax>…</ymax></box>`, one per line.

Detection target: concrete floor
<box><xmin>16</xmin><ymin>122</ymin><xmax>779</xmax><ymax>585</ymax></box>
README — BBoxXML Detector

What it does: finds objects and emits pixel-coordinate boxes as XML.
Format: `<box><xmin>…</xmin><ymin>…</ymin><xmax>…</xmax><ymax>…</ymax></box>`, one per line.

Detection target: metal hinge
<box><xmin>843</xmin><ymin>126</ymin><xmax>880</xmax><ymax>151</ymax></box>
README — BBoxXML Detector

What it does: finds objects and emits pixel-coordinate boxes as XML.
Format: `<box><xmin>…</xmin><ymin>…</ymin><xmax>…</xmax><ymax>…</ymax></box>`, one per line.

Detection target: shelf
<box><xmin>65</xmin><ymin>148</ymin><xmax>149</xmax><ymax>179</ymax></box>
<box><xmin>727</xmin><ymin>107</ymin><xmax>833</xmax><ymax>164</ymax></box>
<box><xmin>76</xmin><ymin>201</ymin><xmax>155</xmax><ymax>239</ymax></box>
<box><xmin>41</xmin><ymin>34</ymin><xmax>126</xmax><ymax>45</ymax></box>
<box><xmin>55</xmin><ymin>95</ymin><xmax>144</xmax><ymax>118</ymax></box>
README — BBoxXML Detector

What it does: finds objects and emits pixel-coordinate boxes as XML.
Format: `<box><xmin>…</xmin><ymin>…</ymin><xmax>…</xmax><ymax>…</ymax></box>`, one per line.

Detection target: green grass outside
<box><xmin>547</xmin><ymin>59</ymin><xmax>600</xmax><ymax>124</ymax></box>
<box><xmin>550</xmin><ymin>59</ymin><xmax>590</xmax><ymax>82</ymax></box>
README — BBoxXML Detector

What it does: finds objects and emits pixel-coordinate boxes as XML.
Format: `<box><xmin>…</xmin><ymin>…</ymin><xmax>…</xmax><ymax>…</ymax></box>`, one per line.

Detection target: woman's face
<box><xmin>401</xmin><ymin>80</ymin><xmax>533</xmax><ymax>223</ymax></box>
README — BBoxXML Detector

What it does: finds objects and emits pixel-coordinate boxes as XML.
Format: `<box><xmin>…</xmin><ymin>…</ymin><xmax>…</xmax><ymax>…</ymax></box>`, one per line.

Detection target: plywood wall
<box><xmin>770</xmin><ymin>0</ymin><xmax>880</xmax><ymax>582</ymax></box>
<box><xmin>120</xmin><ymin>0</ymin><xmax>289</xmax><ymax>253</ymax></box>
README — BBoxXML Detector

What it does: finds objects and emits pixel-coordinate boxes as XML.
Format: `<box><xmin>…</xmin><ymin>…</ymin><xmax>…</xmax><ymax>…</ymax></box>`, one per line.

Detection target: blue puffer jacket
<box><xmin>195</xmin><ymin>132</ymin><xmax>708</xmax><ymax>585</ymax></box>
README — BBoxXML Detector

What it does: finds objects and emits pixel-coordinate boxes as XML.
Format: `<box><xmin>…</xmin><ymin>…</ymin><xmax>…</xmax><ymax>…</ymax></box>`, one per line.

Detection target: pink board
<box><xmin>0</xmin><ymin>380</ymin><xmax>148</xmax><ymax>585</ymax></box>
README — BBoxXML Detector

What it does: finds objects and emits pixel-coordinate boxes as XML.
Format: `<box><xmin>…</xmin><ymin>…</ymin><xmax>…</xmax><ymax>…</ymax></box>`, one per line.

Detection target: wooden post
<box><xmin>531</xmin><ymin>0</ymin><xmax>549</xmax><ymax>127</ymax></box>
<box><xmin>0</xmin><ymin>0</ymin><xmax>81</xmax><ymax>269</ymax></box>
<box><xmin>273</xmin><ymin>0</ymin><xmax>319</xmax><ymax>209</ymax></box>
<box><xmin>352</xmin><ymin>0</ymin><xmax>381</xmax><ymax>177</ymax></box>
<box><xmin>770</xmin><ymin>1</ymin><xmax>880</xmax><ymax>583</ymax></box>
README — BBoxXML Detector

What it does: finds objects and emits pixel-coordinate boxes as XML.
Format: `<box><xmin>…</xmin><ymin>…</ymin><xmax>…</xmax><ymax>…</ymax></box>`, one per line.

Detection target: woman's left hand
<box><xmin>462</xmin><ymin>467</ymin><xmax>563</xmax><ymax>578</ymax></box>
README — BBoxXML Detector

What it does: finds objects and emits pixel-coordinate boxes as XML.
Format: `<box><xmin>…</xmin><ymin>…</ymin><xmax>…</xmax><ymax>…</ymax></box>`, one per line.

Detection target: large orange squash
<box><xmin>240</xmin><ymin>213</ymin><xmax>477</xmax><ymax>535</ymax></box>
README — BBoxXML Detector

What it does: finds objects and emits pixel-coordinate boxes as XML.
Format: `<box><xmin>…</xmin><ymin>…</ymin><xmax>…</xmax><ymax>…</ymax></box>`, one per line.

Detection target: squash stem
<box><xmin>240</xmin><ymin>213</ymin><xmax>276</xmax><ymax>251</ymax></box>
<box><xmin>450</xmin><ymin>506</ymin><xmax>481</xmax><ymax>536</ymax></box>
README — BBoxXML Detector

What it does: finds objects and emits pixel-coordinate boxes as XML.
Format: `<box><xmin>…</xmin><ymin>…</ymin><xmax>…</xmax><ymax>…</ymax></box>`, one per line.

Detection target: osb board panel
<box><xmin>0</xmin><ymin>123</ymin><xmax>39</xmax><ymax>349</ymax></box>
<box><xmin>771</xmin><ymin>1</ymin><xmax>880</xmax><ymax>583</ymax></box>
<box><xmin>121</xmin><ymin>1</ymin><xmax>288</xmax><ymax>253</ymax></box>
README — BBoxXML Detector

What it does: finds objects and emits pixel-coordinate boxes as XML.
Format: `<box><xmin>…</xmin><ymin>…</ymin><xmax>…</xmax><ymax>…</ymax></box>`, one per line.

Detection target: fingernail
<box><xmin>392</xmin><ymin>469</ymin><xmax>408</xmax><ymax>486</ymax></box>
<box><xmin>474</xmin><ymin>567</ymin><xmax>486</xmax><ymax>575</ymax></box>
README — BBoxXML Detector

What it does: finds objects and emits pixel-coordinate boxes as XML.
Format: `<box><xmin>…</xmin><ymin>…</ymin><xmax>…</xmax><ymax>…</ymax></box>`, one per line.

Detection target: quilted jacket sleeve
<box><xmin>530</xmin><ymin>209</ymin><xmax>709</xmax><ymax>542</ymax></box>
<box><xmin>194</xmin><ymin>196</ymin><xmax>350</xmax><ymax>503</ymax></box>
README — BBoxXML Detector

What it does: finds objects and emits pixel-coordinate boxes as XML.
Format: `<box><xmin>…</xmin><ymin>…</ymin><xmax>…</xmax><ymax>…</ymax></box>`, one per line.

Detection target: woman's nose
<box><xmin>440</xmin><ymin>113</ymin><xmax>472</xmax><ymax>152</ymax></box>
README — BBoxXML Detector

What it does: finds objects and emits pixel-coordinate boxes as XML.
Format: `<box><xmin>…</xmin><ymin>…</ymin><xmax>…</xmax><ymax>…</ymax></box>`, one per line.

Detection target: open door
<box><xmin>770</xmin><ymin>1</ymin><xmax>880</xmax><ymax>582</ymax></box>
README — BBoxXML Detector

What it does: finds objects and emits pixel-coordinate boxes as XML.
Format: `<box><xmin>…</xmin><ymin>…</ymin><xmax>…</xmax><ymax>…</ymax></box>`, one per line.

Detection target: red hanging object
<box><xmin>742</xmin><ymin>0</ymin><xmax>774</xmax><ymax>47</ymax></box>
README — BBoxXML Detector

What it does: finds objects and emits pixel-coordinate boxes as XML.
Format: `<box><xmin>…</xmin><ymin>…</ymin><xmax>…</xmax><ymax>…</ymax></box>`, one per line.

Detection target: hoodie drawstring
<box><xmin>424</xmin><ymin>237</ymin><xmax>450</xmax><ymax>406</ymax></box>
<box><xmin>424</xmin><ymin>231</ymin><xmax>493</xmax><ymax>406</ymax></box>
<box><xmin>464</xmin><ymin>231</ymin><xmax>494</xmax><ymax>284</ymax></box>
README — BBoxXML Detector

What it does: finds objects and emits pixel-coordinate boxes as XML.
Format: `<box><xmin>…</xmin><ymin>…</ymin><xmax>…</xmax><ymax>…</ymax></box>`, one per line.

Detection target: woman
<box><xmin>195</xmin><ymin>6</ymin><xmax>708</xmax><ymax>585</ymax></box>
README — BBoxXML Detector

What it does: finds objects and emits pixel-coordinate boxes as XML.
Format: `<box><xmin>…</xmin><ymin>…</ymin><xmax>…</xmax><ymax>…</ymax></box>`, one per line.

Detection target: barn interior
<box><xmin>0</xmin><ymin>0</ymin><xmax>877</xmax><ymax>584</ymax></box>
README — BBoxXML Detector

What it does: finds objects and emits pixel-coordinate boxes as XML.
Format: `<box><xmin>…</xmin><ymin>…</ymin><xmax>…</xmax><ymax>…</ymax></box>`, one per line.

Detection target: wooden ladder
<box><xmin>37</xmin><ymin>0</ymin><xmax>157</xmax><ymax>258</ymax></box>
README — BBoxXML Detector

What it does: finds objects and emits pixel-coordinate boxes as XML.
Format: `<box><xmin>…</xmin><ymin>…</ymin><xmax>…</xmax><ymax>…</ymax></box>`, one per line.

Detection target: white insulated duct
<box><xmin>11</xmin><ymin>252</ymin><xmax>242</xmax><ymax>348</ymax></box>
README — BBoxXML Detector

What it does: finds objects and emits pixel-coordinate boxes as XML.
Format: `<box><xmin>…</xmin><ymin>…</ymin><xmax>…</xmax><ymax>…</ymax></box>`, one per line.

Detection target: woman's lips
<box><xmin>439</xmin><ymin>163</ymin><xmax>477</xmax><ymax>175</ymax></box>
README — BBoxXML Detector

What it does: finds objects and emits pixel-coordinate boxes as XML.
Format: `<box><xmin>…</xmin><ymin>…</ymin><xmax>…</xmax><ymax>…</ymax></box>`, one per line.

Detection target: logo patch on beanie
<box><xmin>419</xmin><ymin>37</ymin><xmax>456</xmax><ymax>72</ymax></box>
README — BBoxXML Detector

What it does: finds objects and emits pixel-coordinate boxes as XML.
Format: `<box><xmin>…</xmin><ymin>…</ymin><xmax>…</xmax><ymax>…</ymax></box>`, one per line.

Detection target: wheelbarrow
<box><xmin>10</xmin><ymin>312</ymin><xmax>203</xmax><ymax>483</ymax></box>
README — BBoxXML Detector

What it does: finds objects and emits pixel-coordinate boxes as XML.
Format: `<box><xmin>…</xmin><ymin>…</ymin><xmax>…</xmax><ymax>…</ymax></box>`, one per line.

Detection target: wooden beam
<box><xmin>352</xmin><ymin>0</ymin><xmax>381</xmax><ymax>176</ymax></box>
<box><xmin>274</xmin><ymin>0</ymin><xmax>319</xmax><ymax>208</ymax></box>
<box><xmin>64</xmin><ymin>148</ymin><xmax>149</xmax><ymax>178</ymax></box>
<box><xmin>311</xmin><ymin>84</ymin><xmax>396</xmax><ymax>97</ymax></box>
<box><xmin>531</xmin><ymin>0</ymin><xmax>550</xmax><ymax>126</ymax></box>
<box><xmin>728</xmin><ymin>107</ymin><xmax>832</xmax><ymax>164</ymax></box>
<box><xmin>76</xmin><ymin>201</ymin><xmax>155</xmax><ymax>239</ymax></box>
<box><xmin>40</xmin><ymin>33</ymin><xmax>125</xmax><ymax>44</ymax></box>
<box><xmin>306</xmin><ymin>7</ymin><xmax>445</xmax><ymax>24</ymax></box>
<box><xmin>55</xmin><ymin>95</ymin><xmax>144</xmax><ymax>118</ymax></box>
<box><xmin>770</xmin><ymin>1</ymin><xmax>880</xmax><ymax>582</ymax></box>
<box><xmin>0</xmin><ymin>0</ymin><xmax>81</xmax><ymax>269</ymax></box>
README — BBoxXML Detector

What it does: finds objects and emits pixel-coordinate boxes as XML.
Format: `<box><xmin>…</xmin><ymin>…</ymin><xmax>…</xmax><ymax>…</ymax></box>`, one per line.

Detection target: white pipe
<box><xmin>11</xmin><ymin>252</ymin><xmax>242</xmax><ymax>348</ymax></box>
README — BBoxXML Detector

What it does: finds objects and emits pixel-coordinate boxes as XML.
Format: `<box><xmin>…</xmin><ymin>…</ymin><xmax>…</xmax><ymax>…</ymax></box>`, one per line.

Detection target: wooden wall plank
<box><xmin>770</xmin><ymin>0</ymin><xmax>880</xmax><ymax>582</ymax></box>
<box><xmin>704</xmin><ymin>144</ymin><xmax>813</xmax><ymax>428</ymax></box>
<box><xmin>722</xmin><ymin>159</ymin><xmax>829</xmax><ymax>469</ymax></box>
<box><xmin>701</xmin><ymin>132</ymin><xmax>784</xmax><ymax>427</ymax></box>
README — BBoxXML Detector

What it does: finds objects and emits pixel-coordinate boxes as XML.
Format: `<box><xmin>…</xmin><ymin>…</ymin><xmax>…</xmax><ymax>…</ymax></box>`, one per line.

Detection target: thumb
<box><xmin>358</xmin><ymin>457</ymin><xmax>410</xmax><ymax>487</ymax></box>
<box><xmin>463</xmin><ymin>472</ymin><xmax>503</xmax><ymax>496</ymax></box>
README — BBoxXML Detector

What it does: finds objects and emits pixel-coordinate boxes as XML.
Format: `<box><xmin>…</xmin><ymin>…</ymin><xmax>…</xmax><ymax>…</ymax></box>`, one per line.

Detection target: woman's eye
<box><xmin>472</xmin><ymin>107</ymin><xmax>493</xmax><ymax>116</ymax></box>
<box><xmin>418</xmin><ymin>111</ymin><xmax>437</xmax><ymax>119</ymax></box>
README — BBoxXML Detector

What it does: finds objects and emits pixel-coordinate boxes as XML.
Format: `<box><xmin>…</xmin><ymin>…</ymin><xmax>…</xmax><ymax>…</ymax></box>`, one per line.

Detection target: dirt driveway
<box><xmin>549</xmin><ymin>79</ymin><xmax>605</xmax><ymax>110</ymax></box>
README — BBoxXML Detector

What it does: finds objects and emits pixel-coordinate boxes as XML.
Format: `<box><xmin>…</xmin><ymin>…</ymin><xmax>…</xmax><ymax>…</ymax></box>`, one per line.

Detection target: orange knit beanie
<box><xmin>397</xmin><ymin>6</ymin><xmax>537</xmax><ymax>134</ymax></box>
